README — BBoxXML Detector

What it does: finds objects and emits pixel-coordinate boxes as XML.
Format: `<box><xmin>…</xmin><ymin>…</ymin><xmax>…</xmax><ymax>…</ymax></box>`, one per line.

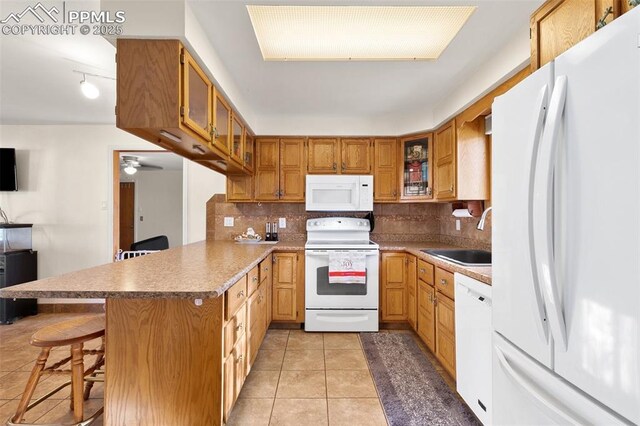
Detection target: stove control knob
<box><xmin>314</xmin><ymin>221</ymin><xmax>320</xmax><ymax>226</ymax></box>
<box><xmin>358</xmin><ymin>221</ymin><xmax>364</xmax><ymax>226</ymax></box>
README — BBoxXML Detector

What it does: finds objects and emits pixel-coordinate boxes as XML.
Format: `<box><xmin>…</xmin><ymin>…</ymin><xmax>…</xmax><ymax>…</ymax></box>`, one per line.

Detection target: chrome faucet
<box><xmin>477</xmin><ymin>207</ymin><xmax>492</xmax><ymax>230</ymax></box>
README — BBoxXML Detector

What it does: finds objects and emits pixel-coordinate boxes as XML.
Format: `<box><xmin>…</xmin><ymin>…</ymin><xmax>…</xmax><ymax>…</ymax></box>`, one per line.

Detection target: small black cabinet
<box><xmin>0</xmin><ymin>250</ymin><xmax>38</xmax><ymax>324</ymax></box>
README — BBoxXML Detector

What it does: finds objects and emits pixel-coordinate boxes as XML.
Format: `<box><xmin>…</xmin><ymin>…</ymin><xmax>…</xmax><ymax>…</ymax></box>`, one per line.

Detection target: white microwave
<box><xmin>305</xmin><ymin>175</ymin><xmax>373</xmax><ymax>212</ymax></box>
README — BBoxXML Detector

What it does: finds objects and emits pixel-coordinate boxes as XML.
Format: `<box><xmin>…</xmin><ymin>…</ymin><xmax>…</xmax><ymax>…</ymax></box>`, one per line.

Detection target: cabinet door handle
<box><xmin>393</xmin><ymin>190</ymin><xmax>397</xmax><ymax>196</ymax></box>
<box><xmin>427</xmin><ymin>187</ymin><xmax>432</xmax><ymax>196</ymax></box>
<box><xmin>264</xmin><ymin>267</ymin><xmax>269</xmax><ymax>272</ymax></box>
<box><xmin>420</xmin><ymin>268</ymin><xmax>425</xmax><ymax>274</ymax></box>
<box><xmin>440</xmin><ymin>279</ymin><xmax>447</xmax><ymax>286</ymax></box>
<box><xmin>237</xmin><ymin>355</ymin><xmax>243</xmax><ymax>362</ymax></box>
<box><xmin>237</xmin><ymin>290</ymin><xmax>245</xmax><ymax>298</ymax></box>
<box><xmin>332</xmin><ymin>162</ymin><xmax>337</xmax><ymax>170</ymax></box>
<box><xmin>450</xmin><ymin>185</ymin><xmax>454</xmax><ymax>192</ymax></box>
<box><xmin>342</xmin><ymin>162</ymin><xmax>346</xmax><ymax>170</ymax></box>
<box><xmin>236</xmin><ymin>323</ymin><xmax>243</xmax><ymax>331</ymax></box>
<box><xmin>252</xmin><ymin>276</ymin><xmax>258</xmax><ymax>282</ymax></box>
<box><xmin>274</xmin><ymin>191</ymin><xmax>279</xmax><ymax>198</ymax></box>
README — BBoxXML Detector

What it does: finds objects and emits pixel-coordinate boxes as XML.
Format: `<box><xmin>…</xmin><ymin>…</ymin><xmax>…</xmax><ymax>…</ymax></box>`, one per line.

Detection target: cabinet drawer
<box><xmin>418</xmin><ymin>260</ymin><xmax>434</xmax><ymax>285</ymax></box>
<box><xmin>224</xmin><ymin>304</ymin><xmax>246</xmax><ymax>358</ymax></box>
<box><xmin>435</xmin><ymin>267</ymin><xmax>454</xmax><ymax>300</ymax></box>
<box><xmin>259</xmin><ymin>255</ymin><xmax>271</xmax><ymax>283</ymax></box>
<box><xmin>247</xmin><ymin>265</ymin><xmax>260</xmax><ymax>296</ymax></box>
<box><xmin>225</xmin><ymin>276</ymin><xmax>247</xmax><ymax>320</ymax></box>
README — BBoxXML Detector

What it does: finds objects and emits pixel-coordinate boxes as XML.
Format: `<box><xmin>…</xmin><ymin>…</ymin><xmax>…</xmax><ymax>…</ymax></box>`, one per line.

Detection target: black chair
<box><xmin>130</xmin><ymin>235</ymin><xmax>169</xmax><ymax>251</ymax></box>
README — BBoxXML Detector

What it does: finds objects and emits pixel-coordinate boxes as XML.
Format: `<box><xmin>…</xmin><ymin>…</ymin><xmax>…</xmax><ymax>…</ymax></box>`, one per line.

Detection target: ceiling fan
<box><xmin>120</xmin><ymin>155</ymin><xmax>163</xmax><ymax>175</ymax></box>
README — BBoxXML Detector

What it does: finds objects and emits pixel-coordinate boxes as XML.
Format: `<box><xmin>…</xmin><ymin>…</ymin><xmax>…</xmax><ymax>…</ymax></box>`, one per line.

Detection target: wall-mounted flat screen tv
<box><xmin>0</xmin><ymin>148</ymin><xmax>18</xmax><ymax>191</ymax></box>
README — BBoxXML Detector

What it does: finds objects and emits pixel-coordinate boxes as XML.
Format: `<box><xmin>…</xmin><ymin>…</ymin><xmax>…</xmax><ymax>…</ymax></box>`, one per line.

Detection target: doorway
<box><xmin>119</xmin><ymin>182</ymin><xmax>135</xmax><ymax>250</ymax></box>
<box><xmin>113</xmin><ymin>151</ymin><xmax>184</xmax><ymax>256</ymax></box>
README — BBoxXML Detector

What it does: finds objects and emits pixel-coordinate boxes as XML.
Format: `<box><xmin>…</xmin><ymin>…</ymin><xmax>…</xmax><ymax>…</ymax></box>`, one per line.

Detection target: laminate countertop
<box><xmin>0</xmin><ymin>241</ymin><xmax>305</xmax><ymax>300</ymax></box>
<box><xmin>0</xmin><ymin>240</ymin><xmax>490</xmax><ymax>300</ymax></box>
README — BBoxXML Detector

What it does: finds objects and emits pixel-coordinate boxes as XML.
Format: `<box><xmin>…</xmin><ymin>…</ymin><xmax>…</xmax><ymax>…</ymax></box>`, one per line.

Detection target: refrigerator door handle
<box><xmin>533</xmin><ymin>75</ymin><xmax>568</xmax><ymax>351</ymax></box>
<box><xmin>527</xmin><ymin>83</ymin><xmax>551</xmax><ymax>343</ymax></box>
<box><xmin>495</xmin><ymin>345</ymin><xmax>583</xmax><ymax>425</ymax></box>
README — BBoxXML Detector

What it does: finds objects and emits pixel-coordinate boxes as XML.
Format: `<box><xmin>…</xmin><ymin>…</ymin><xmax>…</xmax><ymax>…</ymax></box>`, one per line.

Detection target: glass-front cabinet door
<box><xmin>181</xmin><ymin>49</ymin><xmax>212</xmax><ymax>141</ymax></box>
<box><xmin>212</xmin><ymin>88</ymin><xmax>230</xmax><ymax>155</ymax></box>
<box><xmin>244</xmin><ymin>132</ymin><xmax>254</xmax><ymax>172</ymax></box>
<box><xmin>400</xmin><ymin>134</ymin><xmax>433</xmax><ymax>200</ymax></box>
<box><xmin>230</xmin><ymin>114</ymin><xmax>244</xmax><ymax>165</ymax></box>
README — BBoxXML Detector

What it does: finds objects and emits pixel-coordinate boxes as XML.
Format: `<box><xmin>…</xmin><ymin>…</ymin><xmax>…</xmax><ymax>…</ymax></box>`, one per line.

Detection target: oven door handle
<box><xmin>305</xmin><ymin>251</ymin><xmax>379</xmax><ymax>256</ymax></box>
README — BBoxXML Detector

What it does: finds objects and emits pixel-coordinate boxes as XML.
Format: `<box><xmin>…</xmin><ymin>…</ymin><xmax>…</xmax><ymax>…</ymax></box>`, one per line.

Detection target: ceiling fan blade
<box><xmin>137</xmin><ymin>165</ymin><xmax>164</xmax><ymax>170</ymax></box>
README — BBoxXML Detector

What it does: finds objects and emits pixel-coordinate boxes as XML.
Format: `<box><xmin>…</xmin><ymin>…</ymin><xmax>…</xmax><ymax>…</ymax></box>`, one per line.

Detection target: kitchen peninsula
<box><xmin>0</xmin><ymin>239</ymin><xmax>490</xmax><ymax>425</ymax></box>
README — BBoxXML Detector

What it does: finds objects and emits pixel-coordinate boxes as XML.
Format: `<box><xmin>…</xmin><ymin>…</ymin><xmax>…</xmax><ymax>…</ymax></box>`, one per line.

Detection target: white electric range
<box><xmin>304</xmin><ymin>217</ymin><xmax>379</xmax><ymax>332</ymax></box>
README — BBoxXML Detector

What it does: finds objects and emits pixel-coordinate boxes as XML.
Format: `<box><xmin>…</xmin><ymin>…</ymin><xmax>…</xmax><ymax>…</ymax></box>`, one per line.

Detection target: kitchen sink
<box><xmin>421</xmin><ymin>249</ymin><xmax>491</xmax><ymax>266</ymax></box>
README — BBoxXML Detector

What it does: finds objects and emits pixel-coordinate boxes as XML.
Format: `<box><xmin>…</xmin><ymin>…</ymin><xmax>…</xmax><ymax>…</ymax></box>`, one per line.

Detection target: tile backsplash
<box><xmin>206</xmin><ymin>194</ymin><xmax>491</xmax><ymax>250</ymax></box>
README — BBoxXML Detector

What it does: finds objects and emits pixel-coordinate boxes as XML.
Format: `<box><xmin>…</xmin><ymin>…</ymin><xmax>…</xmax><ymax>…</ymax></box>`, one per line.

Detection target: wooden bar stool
<box><xmin>9</xmin><ymin>314</ymin><xmax>106</xmax><ymax>426</ymax></box>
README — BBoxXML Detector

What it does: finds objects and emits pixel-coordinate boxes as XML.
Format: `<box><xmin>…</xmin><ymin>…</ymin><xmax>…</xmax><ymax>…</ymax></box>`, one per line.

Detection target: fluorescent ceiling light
<box><xmin>246</xmin><ymin>5</ymin><xmax>476</xmax><ymax>61</ymax></box>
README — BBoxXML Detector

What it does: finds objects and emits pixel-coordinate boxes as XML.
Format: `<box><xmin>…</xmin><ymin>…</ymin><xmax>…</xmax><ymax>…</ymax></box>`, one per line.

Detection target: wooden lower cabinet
<box><xmin>380</xmin><ymin>253</ymin><xmax>407</xmax><ymax>321</ymax></box>
<box><xmin>435</xmin><ymin>291</ymin><xmax>456</xmax><ymax>379</ymax></box>
<box><xmin>272</xmin><ymin>252</ymin><xmax>304</xmax><ymax>322</ymax></box>
<box><xmin>222</xmin><ymin>276</ymin><xmax>248</xmax><ymax>421</ymax></box>
<box><xmin>260</xmin><ymin>254</ymin><xmax>273</xmax><ymax>325</ymax></box>
<box><xmin>406</xmin><ymin>255</ymin><xmax>417</xmax><ymax>329</ymax></box>
<box><xmin>247</xmin><ymin>282</ymin><xmax>267</xmax><ymax>372</ymax></box>
<box><xmin>417</xmin><ymin>281</ymin><xmax>436</xmax><ymax>352</ymax></box>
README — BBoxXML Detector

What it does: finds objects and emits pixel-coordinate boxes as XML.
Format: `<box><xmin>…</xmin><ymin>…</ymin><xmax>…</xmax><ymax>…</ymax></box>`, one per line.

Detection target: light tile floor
<box><xmin>0</xmin><ymin>315</ymin><xmax>458</xmax><ymax>426</ymax></box>
<box><xmin>0</xmin><ymin>314</ymin><xmax>104</xmax><ymax>425</ymax></box>
<box><xmin>227</xmin><ymin>328</ymin><xmax>459</xmax><ymax>426</ymax></box>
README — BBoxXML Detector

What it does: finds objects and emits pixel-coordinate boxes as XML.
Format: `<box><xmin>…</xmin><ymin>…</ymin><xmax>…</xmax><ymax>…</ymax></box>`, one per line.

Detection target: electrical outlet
<box><xmin>455</xmin><ymin>219</ymin><xmax>461</xmax><ymax>231</ymax></box>
<box><xmin>224</xmin><ymin>217</ymin><xmax>234</xmax><ymax>227</ymax></box>
<box><xmin>279</xmin><ymin>217</ymin><xmax>286</xmax><ymax>229</ymax></box>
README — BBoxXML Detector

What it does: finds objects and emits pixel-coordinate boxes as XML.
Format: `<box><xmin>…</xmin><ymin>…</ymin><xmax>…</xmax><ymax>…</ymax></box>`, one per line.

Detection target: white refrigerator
<box><xmin>492</xmin><ymin>6</ymin><xmax>639</xmax><ymax>425</ymax></box>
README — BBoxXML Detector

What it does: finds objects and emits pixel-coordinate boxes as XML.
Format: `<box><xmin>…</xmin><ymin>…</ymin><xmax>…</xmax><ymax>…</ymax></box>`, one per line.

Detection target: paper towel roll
<box><xmin>452</xmin><ymin>209</ymin><xmax>473</xmax><ymax>218</ymax></box>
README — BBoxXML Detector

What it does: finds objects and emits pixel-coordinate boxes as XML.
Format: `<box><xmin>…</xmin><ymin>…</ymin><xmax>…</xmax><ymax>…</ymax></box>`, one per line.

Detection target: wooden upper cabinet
<box><xmin>230</xmin><ymin>113</ymin><xmax>244</xmax><ymax>166</ymax></box>
<box><xmin>244</xmin><ymin>132</ymin><xmax>255</xmax><ymax>172</ymax></box>
<box><xmin>212</xmin><ymin>88</ymin><xmax>231</xmax><ymax>156</ymax></box>
<box><xmin>254</xmin><ymin>138</ymin><xmax>280</xmax><ymax>201</ymax></box>
<box><xmin>373</xmin><ymin>139</ymin><xmax>398</xmax><ymax>201</ymax></box>
<box><xmin>434</xmin><ymin>121</ymin><xmax>456</xmax><ymax>200</ymax></box>
<box><xmin>181</xmin><ymin>49</ymin><xmax>212</xmax><ymax>142</ymax></box>
<box><xmin>341</xmin><ymin>139</ymin><xmax>371</xmax><ymax>174</ymax></box>
<box><xmin>117</xmin><ymin>40</ymin><xmax>226</xmax><ymax>164</ymax></box>
<box><xmin>279</xmin><ymin>139</ymin><xmax>306</xmax><ymax>201</ymax></box>
<box><xmin>307</xmin><ymin>138</ymin><xmax>339</xmax><ymax>173</ymax></box>
<box><xmin>530</xmin><ymin>0</ymin><xmax>631</xmax><ymax>71</ymax></box>
<box><xmin>400</xmin><ymin>134</ymin><xmax>433</xmax><ymax>201</ymax></box>
<box><xmin>227</xmin><ymin>174</ymin><xmax>253</xmax><ymax>202</ymax></box>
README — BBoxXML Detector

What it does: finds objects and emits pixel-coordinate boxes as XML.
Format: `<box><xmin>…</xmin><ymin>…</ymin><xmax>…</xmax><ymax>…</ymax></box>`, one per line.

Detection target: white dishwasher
<box><xmin>455</xmin><ymin>273</ymin><xmax>492</xmax><ymax>425</ymax></box>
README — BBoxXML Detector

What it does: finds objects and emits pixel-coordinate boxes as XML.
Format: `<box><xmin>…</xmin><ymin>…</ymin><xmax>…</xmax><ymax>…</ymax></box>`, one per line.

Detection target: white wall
<box><xmin>121</xmin><ymin>170</ymin><xmax>183</xmax><ymax>248</ymax></box>
<box><xmin>183</xmin><ymin>159</ymin><xmax>226</xmax><ymax>244</ymax></box>
<box><xmin>0</xmin><ymin>124</ymin><xmax>226</xmax><ymax>304</ymax></box>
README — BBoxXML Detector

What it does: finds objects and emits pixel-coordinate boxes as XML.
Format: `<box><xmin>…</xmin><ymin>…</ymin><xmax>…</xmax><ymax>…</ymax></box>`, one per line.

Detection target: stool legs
<box><xmin>70</xmin><ymin>343</ymin><xmax>85</xmax><ymax>422</ymax></box>
<box><xmin>83</xmin><ymin>336</ymin><xmax>105</xmax><ymax>401</ymax></box>
<box><xmin>11</xmin><ymin>347</ymin><xmax>51</xmax><ymax>424</ymax></box>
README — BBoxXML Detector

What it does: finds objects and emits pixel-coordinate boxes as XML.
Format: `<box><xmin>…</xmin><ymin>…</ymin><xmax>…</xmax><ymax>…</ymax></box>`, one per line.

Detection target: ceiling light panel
<box><xmin>246</xmin><ymin>5</ymin><xmax>476</xmax><ymax>61</ymax></box>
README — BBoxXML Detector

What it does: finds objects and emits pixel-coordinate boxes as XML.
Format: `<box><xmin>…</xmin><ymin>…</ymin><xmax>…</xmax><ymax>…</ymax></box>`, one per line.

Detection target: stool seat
<box><xmin>10</xmin><ymin>314</ymin><xmax>106</xmax><ymax>425</ymax></box>
<box><xmin>30</xmin><ymin>314</ymin><xmax>105</xmax><ymax>347</ymax></box>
